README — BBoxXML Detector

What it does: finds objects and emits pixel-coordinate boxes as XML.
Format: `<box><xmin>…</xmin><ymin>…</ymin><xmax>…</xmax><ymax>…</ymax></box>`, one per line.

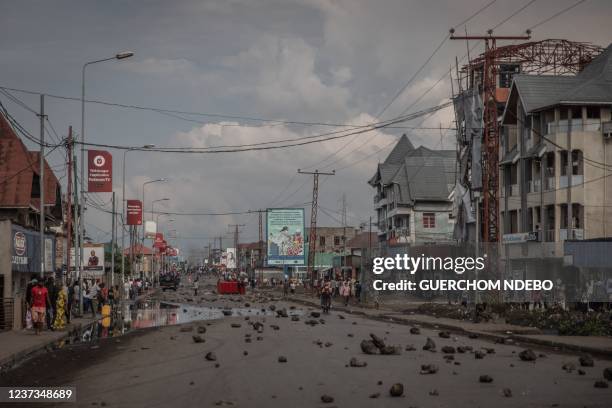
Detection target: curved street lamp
<box><xmin>77</xmin><ymin>51</ymin><xmax>134</xmax><ymax>311</ymax></box>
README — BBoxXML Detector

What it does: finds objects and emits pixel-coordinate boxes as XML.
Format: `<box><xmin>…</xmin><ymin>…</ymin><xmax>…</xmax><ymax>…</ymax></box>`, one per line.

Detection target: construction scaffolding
<box><xmin>451</xmin><ymin>37</ymin><xmax>603</xmax><ymax>243</ymax></box>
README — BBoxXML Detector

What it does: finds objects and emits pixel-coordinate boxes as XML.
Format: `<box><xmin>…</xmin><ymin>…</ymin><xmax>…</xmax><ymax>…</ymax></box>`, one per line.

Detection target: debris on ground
<box><xmin>519</xmin><ymin>349</ymin><xmax>537</xmax><ymax>362</ymax></box>
<box><xmin>389</xmin><ymin>383</ymin><xmax>404</xmax><ymax>397</ymax></box>
<box><xmin>579</xmin><ymin>354</ymin><xmax>594</xmax><ymax>367</ymax></box>
<box><xmin>320</xmin><ymin>395</ymin><xmax>334</xmax><ymax>403</ymax></box>
<box><xmin>423</xmin><ymin>337</ymin><xmax>436</xmax><ymax>352</ymax></box>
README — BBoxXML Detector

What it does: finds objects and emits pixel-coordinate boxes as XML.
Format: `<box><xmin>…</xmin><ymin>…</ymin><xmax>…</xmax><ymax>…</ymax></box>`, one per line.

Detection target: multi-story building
<box><xmin>305</xmin><ymin>226</ymin><xmax>357</xmax><ymax>254</ymax></box>
<box><xmin>368</xmin><ymin>134</ymin><xmax>456</xmax><ymax>245</ymax></box>
<box><xmin>0</xmin><ymin>112</ymin><xmax>64</xmax><ymax>330</ymax></box>
<box><xmin>499</xmin><ymin>44</ymin><xmax>612</xmax><ymax>286</ymax></box>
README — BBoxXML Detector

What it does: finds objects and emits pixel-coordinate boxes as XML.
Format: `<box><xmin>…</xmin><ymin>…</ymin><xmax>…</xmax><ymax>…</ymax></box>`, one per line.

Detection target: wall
<box><xmin>0</xmin><ymin>220</ymin><xmax>11</xmax><ymax>299</ymax></box>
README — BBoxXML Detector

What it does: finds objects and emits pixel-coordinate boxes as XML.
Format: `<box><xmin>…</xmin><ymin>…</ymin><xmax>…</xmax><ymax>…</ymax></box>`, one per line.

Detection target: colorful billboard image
<box><xmin>83</xmin><ymin>243</ymin><xmax>105</xmax><ymax>277</ymax></box>
<box><xmin>266</xmin><ymin>208</ymin><xmax>305</xmax><ymax>265</ymax></box>
<box><xmin>226</xmin><ymin>247</ymin><xmax>236</xmax><ymax>269</ymax></box>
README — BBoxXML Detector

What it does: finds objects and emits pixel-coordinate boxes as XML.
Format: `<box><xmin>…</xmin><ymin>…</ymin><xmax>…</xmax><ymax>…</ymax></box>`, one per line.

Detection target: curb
<box><xmin>286</xmin><ymin>296</ymin><xmax>612</xmax><ymax>359</ymax></box>
<box><xmin>0</xmin><ymin>320</ymin><xmax>97</xmax><ymax>373</ymax></box>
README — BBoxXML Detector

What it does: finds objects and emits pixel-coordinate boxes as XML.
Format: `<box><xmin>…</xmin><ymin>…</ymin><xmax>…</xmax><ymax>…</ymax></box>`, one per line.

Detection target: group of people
<box><xmin>25</xmin><ymin>276</ymin><xmax>69</xmax><ymax>335</ymax></box>
<box><xmin>25</xmin><ymin>276</ymin><xmax>125</xmax><ymax>335</ymax></box>
<box><xmin>123</xmin><ymin>278</ymin><xmax>151</xmax><ymax>300</ymax></box>
<box><xmin>318</xmin><ymin>278</ymin><xmax>362</xmax><ymax>307</ymax></box>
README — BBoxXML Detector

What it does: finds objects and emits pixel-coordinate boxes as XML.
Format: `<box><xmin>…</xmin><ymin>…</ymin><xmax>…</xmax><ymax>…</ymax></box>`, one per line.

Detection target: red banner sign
<box><xmin>88</xmin><ymin>150</ymin><xmax>113</xmax><ymax>192</ymax></box>
<box><xmin>126</xmin><ymin>200</ymin><xmax>143</xmax><ymax>225</ymax></box>
<box><xmin>153</xmin><ymin>233</ymin><xmax>164</xmax><ymax>248</ymax></box>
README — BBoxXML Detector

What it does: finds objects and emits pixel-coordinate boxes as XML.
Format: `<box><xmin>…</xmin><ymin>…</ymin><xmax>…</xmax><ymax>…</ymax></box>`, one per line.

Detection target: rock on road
<box><xmin>1</xmin><ymin>286</ymin><xmax>611</xmax><ymax>407</ymax></box>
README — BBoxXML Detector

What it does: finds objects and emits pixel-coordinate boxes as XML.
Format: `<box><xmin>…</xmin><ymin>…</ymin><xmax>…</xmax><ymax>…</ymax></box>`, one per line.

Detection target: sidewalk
<box><xmin>0</xmin><ymin>315</ymin><xmax>97</xmax><ymax>372</ymax></box>
<box><xmin>283</xmin><ymin>292</ymin><xmax>612</xmax><ymax>358</ymax></box>
<box><xmin>0</xmin><ymin>288</ymin><xmax>160</xmax><ymax>372</ymax></box>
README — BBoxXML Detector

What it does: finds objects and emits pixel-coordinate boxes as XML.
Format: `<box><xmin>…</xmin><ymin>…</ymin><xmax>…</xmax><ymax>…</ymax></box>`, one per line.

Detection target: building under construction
<box><xmin>452</xmin><ymin>37</ymin><xmax>612</xmax><ymax>303</ymax></box>
<box><xmin>451</xmin><ymin>38</ymin><xmax>604</xmax><ymax>244</ymax></box>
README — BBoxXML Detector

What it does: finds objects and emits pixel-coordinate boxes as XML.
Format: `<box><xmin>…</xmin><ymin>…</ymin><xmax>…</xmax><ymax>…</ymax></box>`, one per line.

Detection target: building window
<box><xmin>423</xmin><ymin>213</ymin><xmax>436</xmax><ymax>229</ymax></box>
<box><xmin>334</xmin><ymin>236</ymin><xmax>340</xmax><ymax>246</ymax></box>
<box><xmin>319</xmin><ymin>236</ymin><xmax>325</xmax><ymax>247</ymax></box>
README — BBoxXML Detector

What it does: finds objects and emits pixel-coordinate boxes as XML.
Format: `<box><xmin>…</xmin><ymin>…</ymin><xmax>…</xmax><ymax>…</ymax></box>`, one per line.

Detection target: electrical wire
<box><xmin>527</xmin><ymin>0</ymin><xmax>588</xmax><ymax>31</ymax></box>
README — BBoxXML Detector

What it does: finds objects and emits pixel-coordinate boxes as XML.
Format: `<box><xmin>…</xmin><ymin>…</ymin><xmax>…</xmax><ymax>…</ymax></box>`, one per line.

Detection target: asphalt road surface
<box><xmin>2</xmin><ymin>280</ymin><xmax>611</xmax><ymax>408</ymax></box>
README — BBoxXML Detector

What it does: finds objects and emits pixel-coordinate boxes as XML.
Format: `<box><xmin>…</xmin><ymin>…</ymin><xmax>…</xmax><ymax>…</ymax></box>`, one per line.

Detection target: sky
<box><xmin>1</xmin><ymin>0</ymin><xmax>611</xmax><ymax>257</ymax></box>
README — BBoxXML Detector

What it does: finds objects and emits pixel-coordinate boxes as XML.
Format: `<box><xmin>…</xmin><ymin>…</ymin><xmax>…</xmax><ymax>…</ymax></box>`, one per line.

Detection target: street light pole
<box><xmin>140</xmin><ymin>180</ymin><xmax>165</xmax><ymax>277</ymax></box>
<box><xmin>121</xmin><ymin>144</ymin><xmax>155</xmax><ymax>287</ymax></box>
<box><xmin>78</xmin><ymin>51</ymin><xmax>133</xmax><ymax>312</ymax></box>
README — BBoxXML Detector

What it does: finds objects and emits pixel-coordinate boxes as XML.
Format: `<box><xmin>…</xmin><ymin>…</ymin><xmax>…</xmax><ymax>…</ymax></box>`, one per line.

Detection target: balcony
<box><xmin>547</xmin><ymin>119</ymin><xmax>584</xmax><ymax>134</ymax></box>
<box><xmin>544</xmin><ymin>229</ymin><xmax>556</xmax><ymax>242</ymax></box>
<box><xmin>584</xmin><ymin>119</ymin><xmax>601</xmax><ymax>131</ymax></box>
<box><xmin>559</xmin><ymin>175</ymin><xmax>583</xmax><ymax>188</ymax></box>
<box><xmin>510</xmin><ymin>184</ymin><xmax>519</xmax><ymax>196</ymax></box>
<box><xmin>560</xmin><ymin>228</ymin><xmax>584</xmax><ymax>241</ymax></box>
<box><xmin>527</xmin><ymin>180</ymin><xmax>541</xmax><ymax>193</ymax></box>
<box><xmin>544</xmin><ymin>177</ymin><xmax>555</xmax><ymax>191</ymax></box>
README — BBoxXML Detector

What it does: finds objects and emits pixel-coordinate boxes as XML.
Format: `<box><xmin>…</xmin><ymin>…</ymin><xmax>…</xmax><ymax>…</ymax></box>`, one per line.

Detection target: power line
<box><xmin>492</xmin><ymin>0</ymin><xmax>538</xmax><ymax>30</ymax></box>
<box><xmin>0</xmin><ymin>84</ymin><xmax>419</xmax><ymax>130</ymax></box>
<box><xmin>528</xmin><ymin>0</ymin><xmax>588</xmax><ymax>31</ymax></box>
<box><xmin>75</xmin><ymin>102</ymin><xmax>451</xmax><ymax>154</ymax></box>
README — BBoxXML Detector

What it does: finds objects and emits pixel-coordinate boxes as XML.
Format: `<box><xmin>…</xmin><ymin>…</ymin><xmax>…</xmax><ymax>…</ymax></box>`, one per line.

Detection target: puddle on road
<box><xmin>81</xmin><ymin>300</ymin><xmax>303</xmax><ymax>341</ymax></box>
<box><xmin>126</xmin><ymin>301</ymin><xmax>291</xmax><ymax>329</ymax></box>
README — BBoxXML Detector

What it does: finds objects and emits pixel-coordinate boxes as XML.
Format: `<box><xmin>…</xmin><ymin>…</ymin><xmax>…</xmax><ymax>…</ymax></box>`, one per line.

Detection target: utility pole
<box><xmin>38</xmin><ymin>94</ymin><xmax>46</xmax><ymax>279</ymax></box>
<box><xmin>297</xmin><ymin>169</ymin><xmax>335</xmax><ymax>291</ymax></box>
<box><xmin>228</xmin><ymin>224</ymin><xmax>245</xmax><ymax>271</ymax></box>
<box><xmin>450</xmin><ymin>29</ymin><xmax>530</xmax><ymax>243</ymax></box>
<box><xmin>340</xmin><ymin>193</ymin><xmax>347</xmax><ymax>279</ymax></box>
<box><xmin>111</xmin><ymin>192</ymin><xmax>116</xmax><ymax>286</ymax></box>
<box><xmin>258</xmin><ymin>211</ymin><xmax>263</xmax><ymax>268</ymax></box>
<box><xmin>66</xmin><ymin>127</ymin><xmax>73</xmax><ymax>282</ymax></box>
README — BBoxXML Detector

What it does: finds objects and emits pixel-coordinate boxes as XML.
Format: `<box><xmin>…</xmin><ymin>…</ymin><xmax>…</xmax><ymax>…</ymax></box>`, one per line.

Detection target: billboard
<box><xmin>266</xmin><ymin>208</ymin><xmax>305</xmax><ymax>265</ymax></box>
<box><xmin>83</xmin><ymin>243</ymin><xmax>105</xmax><ymax>276</ymax></box>
<box><xmin>226</xmin><ymin>247</ymin><xmax>236</xmax><ymax>269</ymax></box>
<box><xmin>127</xmin><ymin>200</ymin><xmax>143</xmax><ymax>225</ymax></box>
<box><xmin>88</xmin><ymin>150</ymin><xmax>113</xmax><ymax>192</ymax></box>
<box><xmin>144</xmin><ymin>221</ymin><xmax>157</xmax><ymax>238</ymax></box>
<box><xmin>11</xmin><ymin>225</ymin><xmax>56</xmax><ymax>274</ymax></box>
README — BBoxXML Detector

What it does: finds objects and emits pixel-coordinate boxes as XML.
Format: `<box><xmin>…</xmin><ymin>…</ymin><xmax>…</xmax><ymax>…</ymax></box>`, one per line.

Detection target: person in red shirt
<box><xmin>30</xmin><ymin>279</ymin><xmax>50</xmax><ymax>335</ymax></box>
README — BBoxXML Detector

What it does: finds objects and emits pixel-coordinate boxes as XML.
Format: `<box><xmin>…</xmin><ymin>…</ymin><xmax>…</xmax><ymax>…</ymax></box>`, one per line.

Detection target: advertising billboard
<box><xmin>83</xmin><ymin>243</ymin><xmax>105</xmax><ymax>276</ymax></box>
<box><xmin>11</xmin><ymin>225</ymin><xmax>56</xmax><ymax>274</ymax></box>
<box><xmin>226</xmin><ymin>247</ymin><xmax>236</xmax><ymax>269</ymax></box>
<box><xmin>266</xmin><ymin>208</ymin><xmax>305</xmax><ymax>265</ymax></box>
<box><xmin>144</xmin><ymin>221</ymin><xmax>157</xmax><ymax>238</ymax></box>
<box><xmin>127</xmin><ymin>200</ymin><xmax>143</xmax><ymax>225</ymax></box>
<box><xmin>87</xmin><ymin>150</ymin><xmax>113</xmax><ymax>192</ymax></box>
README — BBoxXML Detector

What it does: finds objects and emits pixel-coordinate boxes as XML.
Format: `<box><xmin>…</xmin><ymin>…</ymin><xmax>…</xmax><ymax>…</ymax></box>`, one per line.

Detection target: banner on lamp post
<box><xmin>126</xmin><ymin>200</ymin><xmax>143</xmax><ymax>225</ymax></box>
<box><xmin>88</xmin><ymin>150</ymin><xmax>113</xmax><ymax>192</ymax></box>
<box><xmin>145</xmin><ymin>221</ymin><xmax>157</xmax><ymax>239</ymax></box>
<box><xmin>153</xmin><ymin>233</ymin><xmax>164</xmax><ymax>248</ymax></box>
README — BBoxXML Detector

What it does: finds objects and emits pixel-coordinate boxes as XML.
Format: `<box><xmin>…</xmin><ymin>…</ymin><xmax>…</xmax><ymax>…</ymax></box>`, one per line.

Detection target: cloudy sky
<box><xmin>1</xmin><ymin>0</ymin><xmax>610</xmax><ymax>255</ymax></box>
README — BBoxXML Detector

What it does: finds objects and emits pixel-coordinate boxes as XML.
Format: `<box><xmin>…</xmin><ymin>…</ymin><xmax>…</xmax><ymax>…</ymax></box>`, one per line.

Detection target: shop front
<box><xmin>0</xmin><ymin>221</ymin><xmax>56</xmax><ymax>330</ymax></box>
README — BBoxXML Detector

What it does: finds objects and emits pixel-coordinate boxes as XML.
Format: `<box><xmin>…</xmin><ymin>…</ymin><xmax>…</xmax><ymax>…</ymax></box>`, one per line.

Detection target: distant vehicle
<box><xmin>160</xmin><ymin>274</ymin><xmax>180</xmax><ymax>291</ymax></box>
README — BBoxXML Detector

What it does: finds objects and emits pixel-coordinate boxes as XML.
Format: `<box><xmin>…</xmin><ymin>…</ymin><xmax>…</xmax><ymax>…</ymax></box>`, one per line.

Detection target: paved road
<box><xmin>1</xmin><ymin>280</ymin><xmax>611</xmax><ymax>407</ymax></box>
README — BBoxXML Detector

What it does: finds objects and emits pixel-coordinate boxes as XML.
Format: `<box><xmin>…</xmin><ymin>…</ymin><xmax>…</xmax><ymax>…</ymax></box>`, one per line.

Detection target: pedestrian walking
<box><xmin>340</xmin><ymin>280</ymin><xmax>351</xmax><ymax>306</ymax></box>
<box><xmin>30</xmin><ymin>279</ymin><xmax>51</xmax><ymax>335</ymax></box>
<box><xmin>354</xmin><ymin>280</ymin><xmax>362</xmax><ymax>302</ymax></box>
<box><xmin>193</xmin><ymin>278</ymin><xmax>199</xmax><ymax>296</ymax></box>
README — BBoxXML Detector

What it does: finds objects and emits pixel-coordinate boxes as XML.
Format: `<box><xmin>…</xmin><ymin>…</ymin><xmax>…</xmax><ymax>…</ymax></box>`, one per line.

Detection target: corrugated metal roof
<box><xmin>513</xmin><ymin>43</ymin><xmax>612</xmax><ymax>112</ymax></box>
<box><xmin>0</xmin><ymin>112</ymin><xmax>59</xmax><ymax>208</ymax></box>
<box><xmin>392</xmin><ymin>146</ymin><xmax>455</xmax><ymax>202</ymax></box>
<box><xmin>384</xmin><ymin>134</ymin><xmax>414</xmax><ymax>165</ymax></box>
<box><xmin>513</xmin><ymin>75</ymin><xmax>578</xmax><ymax>112</ymax></box>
